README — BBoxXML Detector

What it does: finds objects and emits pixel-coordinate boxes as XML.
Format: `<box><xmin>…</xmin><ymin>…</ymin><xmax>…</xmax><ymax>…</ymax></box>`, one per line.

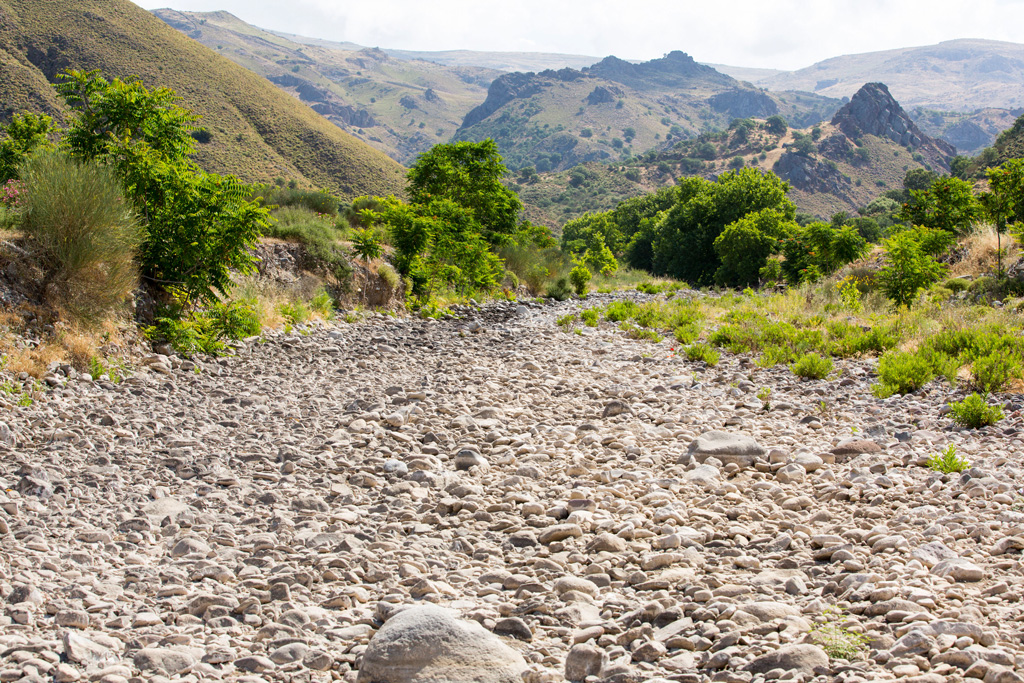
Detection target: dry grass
<box><xmin>949</xmin><ymin>222</ymin><xmax>1020</xmax><ymax>277</ymax></box>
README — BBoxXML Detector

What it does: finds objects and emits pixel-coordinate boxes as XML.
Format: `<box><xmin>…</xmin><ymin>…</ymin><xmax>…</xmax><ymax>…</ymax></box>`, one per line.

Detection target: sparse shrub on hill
<box><xmin>19</xmin><ymin>151</ymin><xmax>141</xmax><ymax>323</ymax></box>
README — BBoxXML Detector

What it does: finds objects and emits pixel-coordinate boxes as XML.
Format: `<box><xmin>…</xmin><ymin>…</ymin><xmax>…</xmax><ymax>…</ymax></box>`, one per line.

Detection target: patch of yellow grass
<box><xmin>949</xmin><ymin>222</ymin><xmax>1020</xmax><ymax>278</ymax></box>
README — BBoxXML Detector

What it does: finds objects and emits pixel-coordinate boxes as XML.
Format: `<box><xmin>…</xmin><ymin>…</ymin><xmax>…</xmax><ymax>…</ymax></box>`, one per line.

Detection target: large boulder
<box><xmin>744</xmin><ymin>644</ymin><xmax>829</xmax><ymax>675</ymax></box>
<box><xmin>681</xmin><ymin>431</ymin><xmax>766</xmax><ymax>468</ymax></box>
<box><xmin>357</xmin><ymin>605</ymin><xmax>527</xmax><ymax>683</ymax></box>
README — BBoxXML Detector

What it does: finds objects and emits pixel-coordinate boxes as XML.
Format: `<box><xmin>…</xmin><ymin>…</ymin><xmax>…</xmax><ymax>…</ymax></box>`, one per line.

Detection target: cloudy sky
<box><xmin>134</xmin><ymin>0</ymin><xmax>1024</xmax><ymax>70</ymax></box>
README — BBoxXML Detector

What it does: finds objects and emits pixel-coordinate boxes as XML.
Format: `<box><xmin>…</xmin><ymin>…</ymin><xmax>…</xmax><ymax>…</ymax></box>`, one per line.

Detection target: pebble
<box><xmin>0</xmin><ymin>294</ymin><xmax>1021</xmax><ymax>681</ymax></box>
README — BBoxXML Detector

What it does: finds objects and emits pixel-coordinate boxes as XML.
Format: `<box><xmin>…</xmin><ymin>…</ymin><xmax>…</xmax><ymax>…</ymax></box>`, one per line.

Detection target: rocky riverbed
<box><xmin>1</xmin><ymin>294</ymin><xmax>1024</xmax><ymax>683</ymax></box>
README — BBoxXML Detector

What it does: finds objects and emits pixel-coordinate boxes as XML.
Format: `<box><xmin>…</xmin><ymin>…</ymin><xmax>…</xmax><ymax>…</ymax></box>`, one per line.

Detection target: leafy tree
<box><xmin>561</xmin><ymin>211</ymin><xmax>623</xmax><ymax>256</ymax></box>
<box><xmin>765</xmin><ymin>115</ymin><xmax>788</xmax><ymax>136</ymax></box>
<box><xmin>0</xmin><ymin>113</ymin><xmax>57</xmax><ymax>182</ymax></box>
<box><xmin>985</xmin><ymin>158</ymin><xmax>1024</xmax><ymax>227</ymax></box>
<box><xmin>899</xmin><ymin>176</ymin><xmax>981</xmax><ymax>234</ymax></box>
<box><xmin>713</xmin><ymin>208</ymin><xmax>796</xmax><ymax>287</ymax></box>
<box><xmin>779</xmin><ymin>222</ymin><xmax>867</xmax><ymax>284</ymax></box>
<box><xmin>903</xmin><ymin>168</ymin><xmax>938</xmax><ymax>192</ymax></box>
<box><xmin>56</xmin><ymin>70</ymin><xmax>269</xmax><ymax>304</ymax></box>
<box><xmin>407</xmin><ymin>139</ymin><xmax>522</xmax><ymax>245</ymax></box>
<box><xmin>651</xmin><ymin>169</ymin><xmax>795</xmax><ymax>285</ymax></box>
<box><xmin>790</xmin><ymin>133</ymin><xmax>816</xmax><ymax>157</ymax></box>
<box><xmin>877</xmin><ymin>228</ymin><xmax>946</xmax><ymax>307</ymax></box>
<box><xmin>375</xmin><ymin>196</ymin><xmax>503</xmax><ymax>294</ymax></box>
<box><xmin>569</xmin><ymin>263</ymin><xmax>592</xmax><ymax>296</ymax></box>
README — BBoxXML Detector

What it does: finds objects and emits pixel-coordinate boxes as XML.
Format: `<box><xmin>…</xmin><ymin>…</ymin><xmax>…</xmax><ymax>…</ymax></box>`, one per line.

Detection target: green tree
<box><xmin>407</xmin><ymin>139</ymin><xmax>522</xmax><ymax>245</ymax></box>
<box><xmin>0</xmin><ymin>113</ymin><xmax>57</xmax><ymax>182</ymax></box>
<box><xmin>377</xmin><ymin>196</ymin><xmax>503</xmax><ymax>294</ymax></box>
<box><xmin>877</xmin><ymin>229</ymin><xmax>946</xmax><ymax>307</ymax></box>
<box><xmin>899</xmin><ymin>176</ymin><xmax>981</xmax><ymax>234</ymax></box>
<box><xmin>651</xmin><ymin>169</ymin><xmax>795</xmax><ymax>285</ymax></box>
<box><xmin>765</xmin><ymin>115</ymin><xmax>788</xmax><ymax>136</ymax></box>
<box><xmin>56</xmin><ymin>69</ymin><xmax>269</xmax><ymax>304</ymax></box>
<box><xmin>713</xmin><ymin>208</ymin><xmax>796</xmax><ymax>287</ymax></box>
<box><xmin>561</xmin><ymin>211</ymin><xmax>623</xmax><ymax>256</ymax></box>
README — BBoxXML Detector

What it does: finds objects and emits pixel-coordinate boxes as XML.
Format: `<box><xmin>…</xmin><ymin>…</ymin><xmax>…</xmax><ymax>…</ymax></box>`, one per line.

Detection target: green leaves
<box><xmin>877</xmin><ymin>228</ymin><xmax>947</xmax><ymax>308</ymax></box>
<box><xmin>407</xmin><ymin>139</ymin><xmax>522</xmax><ymax>246</ymax></box>
<box><xmin>55</xmin><ymin>69</ymin><xmax>269</xmax><ymax>305</ymax></box>
<box><xmin>0</xmin><ymin>113</ymin><xmax>57</xmax><ymax>183</ymax></box>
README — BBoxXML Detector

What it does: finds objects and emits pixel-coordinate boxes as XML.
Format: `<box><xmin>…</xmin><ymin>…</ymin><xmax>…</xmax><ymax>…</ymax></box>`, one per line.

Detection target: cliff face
<box><xmin>460</xmin><ymin>72</ymin><xmax>548</xmax><ymax>128</ymax></box>
<box><xmin>831</xmin><ymin>82</ymin><xmax>955</xmax><ymax>158</ymax></box>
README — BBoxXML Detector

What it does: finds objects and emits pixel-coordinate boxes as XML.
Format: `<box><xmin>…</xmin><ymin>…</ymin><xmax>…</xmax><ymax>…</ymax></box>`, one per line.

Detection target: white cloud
<box><xmin>136</xmin><ymin>0</ymin><xmax>1024</xmax><ymax>70</ymax></box>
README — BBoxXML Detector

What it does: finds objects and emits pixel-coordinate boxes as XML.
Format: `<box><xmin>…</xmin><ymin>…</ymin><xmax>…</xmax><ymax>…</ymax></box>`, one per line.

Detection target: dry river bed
<box><xmin>1</xmin><ymin>293</ymin><xmax>1024</xmax><ymax>683</ymax></box>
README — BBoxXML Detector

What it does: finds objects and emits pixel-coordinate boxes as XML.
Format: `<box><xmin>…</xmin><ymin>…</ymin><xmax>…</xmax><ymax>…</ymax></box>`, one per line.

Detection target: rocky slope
<box><xmin>1</xmin><ymin>294</ymin><xmax>1023</xmax><ymax>683</ymax></box>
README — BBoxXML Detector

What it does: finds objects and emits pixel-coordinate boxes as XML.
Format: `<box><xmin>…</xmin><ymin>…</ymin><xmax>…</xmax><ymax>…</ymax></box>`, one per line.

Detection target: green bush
<box><xmin>943</xmin><ymin>278</ymin><xmax>970</xmax><ymax>294</ymax></box>
<box><xmin>969</xmin><ymin>352</ymin><xmax>1021</xmax><ymax>393</ymax></box>
<box><xmin>873</xmin><ymin>350</ymin><xmax>935</xmax><ymax>397</ymax></box>
<box><xmin>19</xmin><ymin>151</ymin><xmax>141</xmax><ymax>322</ymax></box>
<box><xmin>604</xmin><ymin>301</ymin><xmax>639</xmax><ymax>322</ymax></box>
<box><xmin>791</xmin><ymin>352</ymin><xmax>833</xmax><ymax>379</ymax></box>
<box><xmin>146</xmin><ymin>299</ymin><xmax>261</xmax><ymax>356</ymax></box>
<box><xmin>877</xmin><ymin>229</ymin><xmax>946</xmax><ymax>307</ymax></box>
<box><xmin>57</xmin><ymin>70</ymin><xmax>270</xmax><ymax>305</ymax></box>
<box><xmin>309</xmin><ymin>289</ymin><xmax>335</xmax><ymax>319</ymax></box>
<box><xmin>673</xmin><ymin>323</ymin><xmax>700</xmax><ymax>345</ymax></box>
<box><xmin>546</xmin><ymin>277</ymin><xmax>572</xmax><ymax>301</ymax></box>
<box><xmin>581</xmin><ymin>309</ymin><xmax>599</xmax><ymax>327</ymax></box>
<box><xmin>264</xmin><ymin>208</ymin><xmax>352</xmax><ymax>282</ymax></box>
<box><xmin>686</xmin><ymin>343</ymin><xmax>720</xmax><ymax>366</ymax></box>
<box><xmin>927</xmin><ymin>444</ymin><xmax>971</xmax><ymax>472</ymax></box>
<box><xmin>278</xmin><ymin>301</ymin><xmax>311</xmax><ymax>325</ymax></box>
<box><xmin>569</xmin><ymin>264</ymin><xmax>592</xmax><ymax>296</ymax></box>
<box><xmin>351</xmin><ymin>228</ymin><xmax>384</xmax><ymax>261</ymax></box>
<box><xmin>948</xmin><ymin>393</ymin><xmax>1004</xmax><ymax>428</ymax></box>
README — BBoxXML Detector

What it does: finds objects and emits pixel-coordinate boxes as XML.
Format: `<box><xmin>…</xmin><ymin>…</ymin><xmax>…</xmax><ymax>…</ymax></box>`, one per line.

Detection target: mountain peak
<box><xmin>831</xmin><ymin>82</ymin><xmax>929</xmax><ymax>148</ymax></box>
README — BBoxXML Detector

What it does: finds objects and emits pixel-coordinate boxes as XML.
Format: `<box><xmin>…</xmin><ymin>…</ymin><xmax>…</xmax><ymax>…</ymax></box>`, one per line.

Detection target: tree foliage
<box><xmin>0</xmin><ymin>113</ymin><xmax>57</xmax><ymax>183</ymax></box>
<box><xmin>651</xmin><ymin>169</ymin><xmax>795</xmax><ymax>285</ymax></box>
<box><xmin>899</xmin><ymin>176</ymin><xmax>981</xmax><ymax>234</ymax></box>
<box><xmin>877</xmin><ymin>228</ymin><xmax>947</xmax><ymax>307</ymax></box>
<box><xmin>407</xmin><ymin>139</ymin><xmax>522</xmax><ymax>245</ymax></box>
<box><xmin>713</xmin><ymin>208</ymin><xmax>796</xmax><ymax>287</ymax></box>
<box><xmin>55</xmin><ymin>70</ymin><xmax>269</xmax><ymax>304</ymax></box>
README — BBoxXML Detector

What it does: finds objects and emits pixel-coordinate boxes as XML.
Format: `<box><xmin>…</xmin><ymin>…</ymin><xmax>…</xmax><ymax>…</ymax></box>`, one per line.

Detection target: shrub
<box><xmin>351</xmin><ymin>228</ymin><xmax>384</xmax><ymax>261</ymax></box>
<box><xmin>604</xmin><ymin>301</ymin><xmax>639</xmax><ymax>322</ymax></box>
<box><xmin>949</xmin><ymin>393</ymin><xmax>1004</xmax><ymax>428</ymax></box>
<box><xmin>146</xmin><ymin>299</ymin><xmax>261</xmax><ymax>356</ymax></box>
<box><xmin>19</xmin><ymin>152</ymin><xmax>141</xmax><ymax>322</ymax></box>
<box><xmin>673</xmin><ymin>323</ymin><xmax>700</xmax><ymax>345</ymax></box>
<box><xmin>686</xmin><ymin>343</ymin><xmax>720</xmax><ymax>366</ymax></box>
<box><xmin>264</xmin><ymin>208</ymin><xmax>352</xmax><ymax>282</ymax></box>
<box><xmin>309</xmin><ymin>289</ymin><xmax>335</xmax><ymax>319</ymax></box>
<box><xmin>809</xmin><ymin>609</ymin><xmax>869</xmax><ymax>661</ymax></box>
<box><xmin>791</xmin><ymin>352</ymin><xmax>833</xmax><ymax>379</ymax></box>
<box><xmin>581</xmin><ymin>309</ymin><xmax>599</xmax><ymax>327</ymax></box>
<box><xmin>377</xmin><ymin>263</ymin><xmax>400</xmax><ymax>290</ymax></box>
<box><xmin>57</xmin><ymin>70</ymin><xmax>270</xmax><ymax>305</ymax></box>
<box><xmin>569</xmin><ymin>264</ymin><xmax>592</xmax><ymax>296</ymax></box>
<box><xmin>969</xmin><ymin>352</ymin><xmax>1021</xmax><ymax>393</ymax></box>
<box><xmin>877</xmin><ymin>229</ymin><xmax>946</xmax><ymax>307</ymax></box>
<box><xmin>872</xmin><ymin>350</ymin><xmax>935</xmax><ymax>397</ymax></box>
<box><xmin>546</xmin><ymin>277</ymin><xmax>572</xmax><ymax>301</ymax></box>
<box><xmin>927</xmin><ymin>444</ymin><xmax>972</xmax><ymax>472</ymax></box>
<box><xmin>278</xmin><ymin>301</ymin><xmax>311</xmax><ymax>325</ymax></box>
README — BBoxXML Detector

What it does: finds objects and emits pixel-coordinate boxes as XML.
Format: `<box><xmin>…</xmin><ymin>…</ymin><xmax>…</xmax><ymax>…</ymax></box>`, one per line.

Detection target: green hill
<box><xmin>518</xmin><ymin>83</ymin><xmax>955</xmax><ymax>226</ymax></box>
<box><xmin>0</xmin><ymin>0</ymin><xmax>406</xmax><ymax>198</ymax></box>
<box><xmin>151</xmin><ymin>9</ymin><xmax>500</xmax><ymax>166</ymax></box>
<box><xmin>453</xmin><ymin>52</ymin><xmax>841</xmax><ymax>173</ymax></box>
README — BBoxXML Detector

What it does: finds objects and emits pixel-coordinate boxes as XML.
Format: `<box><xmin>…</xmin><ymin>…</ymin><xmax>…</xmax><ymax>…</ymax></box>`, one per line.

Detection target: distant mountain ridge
<box><xmin>715</xmin><ymin>39</ymin><xmax>1024</xmax><ymax>111</ymax></box>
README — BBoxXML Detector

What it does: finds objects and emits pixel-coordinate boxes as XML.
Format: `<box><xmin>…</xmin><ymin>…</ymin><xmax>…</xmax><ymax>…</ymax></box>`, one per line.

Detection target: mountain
<box><xmin>719</xmin><ymin>39</ymin><xmax>1024</xmax><ymax>111</ymax></box>
<box><xmin>0</xmin><ymin>0</ymin><xmax>405</xmax><ymax>198</ymax></box>
<box><xmin>153</xmin><ymin>9</ymin><xmax>503</xmax><ymax>165</ymax></box>
<box><xmin>453</xmin><ymin>51</ymin><xmax>841</xmax><ymax>172</ymax></box>
<box><xmin>910</xmin><ymin>107</ymin><xmax>1022</xmax><ymax>155</ymax></box>
<box><xmin>519</xmin><ymin>83</ymin><xmax>955</xmax><ymax>226</ymax></box>
<box><xmin>271</xmin><ymin>33</ymin><xmax>602</xmax><ymax>73</ymax></box>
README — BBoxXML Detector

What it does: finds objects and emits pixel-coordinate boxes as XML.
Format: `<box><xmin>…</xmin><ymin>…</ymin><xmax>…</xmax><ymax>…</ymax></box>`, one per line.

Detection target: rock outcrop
<box><xmin>831</xmin><ymin>82</ymin><xmax>955</xmax><ymax>164</ymax></box>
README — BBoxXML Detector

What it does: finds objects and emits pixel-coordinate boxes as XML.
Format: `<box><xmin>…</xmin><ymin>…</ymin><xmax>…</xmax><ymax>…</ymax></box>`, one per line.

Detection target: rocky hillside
<box><xmin>453</xmin><ymin>52</ymin><xmax>840</xmax><ymax>172</ymax></box>
<box><xmin>911</xmin><ymin>108</ymin><xmax>1022</xmax><ymax>156</ymax></box>
<box><xmin>152</xmin><ymin>9</ymin><xmax>501</xmax><ymax>165</ymax></box>
<box><xmin>0</xmin><ymin>0</ymin><xmax>406</xmax><ymax>198</ymax></box>
<box><xmin>1</xmin><ymin>293</ymin><xmax>1023</xmax><ymax>682</ymax></box>
<box><xmin>518</xmin><ymin>83</ymin><xmax>956</xmax><ymax>225</ymax></box>
<box><xmin>771</xmin><ymin>83</ymin><xmax>954</xmax><ymax>217</ymax></box>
